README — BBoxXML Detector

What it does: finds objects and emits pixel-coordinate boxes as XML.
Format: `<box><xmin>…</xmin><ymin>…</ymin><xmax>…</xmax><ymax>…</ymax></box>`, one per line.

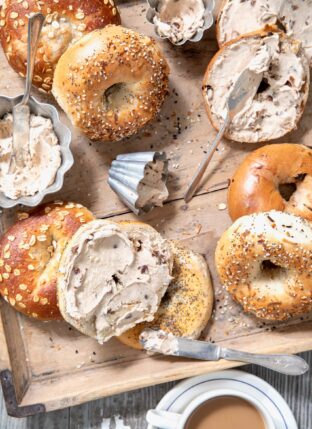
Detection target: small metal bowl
<box><xmin>146</xmin><ymin>0</ymin><xmax>215</xmax><ymax>46</ymax></box>
<box><xmin>0</xmin><ymin>94</ymin><xmax>73</xmax><ymax>208</ymax></box>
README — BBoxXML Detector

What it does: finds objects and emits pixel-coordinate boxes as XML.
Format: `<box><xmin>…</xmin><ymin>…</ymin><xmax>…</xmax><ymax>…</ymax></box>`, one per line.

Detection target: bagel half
<box><xmin>216</xmin><ymin>211</ymin><xmax>312</xmax><ymax>321</ymax></box>
<box><xmin>57</xmin><ymin>219</ymin><xmax>173</xmax><ymax>343</ymax></box>
<box><xmin>203</xmin><ymin>28</ymin><xmax>310</xmax><ymax>143</ymax></box>
<box><xmin>118</xmin><ymin>240</ymin><xmax>213</xmax><ymax>350</ymax></box>
<box><xmin>0</xmin><ymin>0</ymin><xmax>121</xmax><ymax>92</ymax></box>
<box><xmin>228</xmin><ymin>143</ymin><xmax>312</xmax><ymax>221</ymax></box>
<box><xmin>217</xmin><ymin>0</ymin><xmax>312</xmax><ymax>66</ymax></box>
<box><xmin>0</xmin><ymin>201</ymin><xmax>94</xmax><ymax>320</ymax></box>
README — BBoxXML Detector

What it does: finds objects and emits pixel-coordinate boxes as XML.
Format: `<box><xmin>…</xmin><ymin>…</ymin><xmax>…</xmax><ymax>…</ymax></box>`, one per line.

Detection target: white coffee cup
<box><xmin>146</xmin><ymin>388</ymin><xmax>276</xmax><ymax>429</ymax></box>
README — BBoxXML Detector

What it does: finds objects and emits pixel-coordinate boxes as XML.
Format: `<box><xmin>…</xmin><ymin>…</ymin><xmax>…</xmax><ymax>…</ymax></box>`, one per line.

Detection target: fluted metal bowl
<box><xmin>0</xmin><ymin>94</ymin><xmax>73</xmax><ymax>208</ymax></box>
<box><xmin>146</xmin><ymin>0</ymin><xmax>215</xmax><ymax>45</ymax></box>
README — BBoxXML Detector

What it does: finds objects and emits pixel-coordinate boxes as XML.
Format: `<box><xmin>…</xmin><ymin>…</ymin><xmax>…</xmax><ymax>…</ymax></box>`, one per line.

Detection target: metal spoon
<box><xmin>184</xmin><ymin>68</ymin><xmax>263</xmax><ymax>203</ymax></box>
<box><xmin>9</xmin><ymin>13</ymin><xmax>45</xmax><ymax>173</ymax></box>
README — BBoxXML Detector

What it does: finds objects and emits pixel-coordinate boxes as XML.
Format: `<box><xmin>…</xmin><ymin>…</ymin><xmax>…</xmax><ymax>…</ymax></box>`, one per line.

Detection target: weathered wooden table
<box><xmin>1</xmin><ymin>0</ymin><xmax>312</xmax><ymax>427</ymax></box>
<box><xmin>0</xmin><ymin>352</ymin><xmax>311</xmax><ymax>428</ymax></box>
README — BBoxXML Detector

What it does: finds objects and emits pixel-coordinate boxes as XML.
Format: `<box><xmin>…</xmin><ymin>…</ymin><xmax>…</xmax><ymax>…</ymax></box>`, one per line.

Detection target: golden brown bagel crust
<box><xmin>118</xmin><ymin>240</ymin><xmax>213</xmax><ymax>350</ymax></box>
<box><xmin>202</xmin><ymin>27</ymin><xmax>310</xmax><ymax>143</ymax></box>
<box><xmin>52</xmin><ymin>25</ymin><xmax>169</xmax><ymax>142</ymax></box>
<box><xmin>0</xmin><ymin>0</ymin><xmax>120</xmax><ymax>93</ymax></box>
<box><xmin>0</xmin><ymin>201</ymin><xmax>94</xmax><ymax>320</ymax></box>
<box><xmin>215</xmin><ymin>211</ymin><xmax>312</xmax><ymax>321</ymax></box>
<box><xmin>228</xmin><ymin>144</ymin><xmax>312</xmax><ymax>221</ymax></box>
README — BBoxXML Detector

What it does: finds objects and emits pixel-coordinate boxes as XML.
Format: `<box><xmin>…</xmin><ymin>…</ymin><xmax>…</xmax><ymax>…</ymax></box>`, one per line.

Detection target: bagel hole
<box><xmin>257</xmin><ymin>78</ymin><xmax>270</xmax><ymax>94</ymax></box>
<box><xmin>278</xmin><ymin>183</ymin><xmax>297</xmax><ymax>201</ymax></box>
<box><xmin>103</xmin><ymin>82</ymin><xmax>134</xmax><ymax>111</ymax></box>
<box><xmin>261</xmin><ymin>260</ymin><xmax>280</xmax><ymax>271</ymax></box>
<box><xmin>278</xmin><ymin>174</ymin><xmax>306</xmax><ymax>201</ymax></box>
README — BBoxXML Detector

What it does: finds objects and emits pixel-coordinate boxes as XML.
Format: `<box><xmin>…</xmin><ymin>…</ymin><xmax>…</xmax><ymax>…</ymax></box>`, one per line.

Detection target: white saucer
<box><xmin>147</xmin><ymin>369</ymin><xmax>297</xmax><ymax>429</ymax></box>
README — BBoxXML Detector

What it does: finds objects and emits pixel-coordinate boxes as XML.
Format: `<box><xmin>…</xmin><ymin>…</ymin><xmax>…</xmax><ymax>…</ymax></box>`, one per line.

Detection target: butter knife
<box><xmin>9</xmin><ymin>13</ymin><xmax>45</xmax><ymax>173</ymax></box>
<box><xmin>140</xmin><ymin>329</ymin><xmax>309</xmax><ymax>376</ymax></box>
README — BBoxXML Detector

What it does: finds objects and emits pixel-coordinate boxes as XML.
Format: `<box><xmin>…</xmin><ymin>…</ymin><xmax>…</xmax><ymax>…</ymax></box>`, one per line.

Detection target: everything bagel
<box><xmin>215</xmin><ymin>211</ymin><xmax>312</xmax><ymax>321</ymax></box>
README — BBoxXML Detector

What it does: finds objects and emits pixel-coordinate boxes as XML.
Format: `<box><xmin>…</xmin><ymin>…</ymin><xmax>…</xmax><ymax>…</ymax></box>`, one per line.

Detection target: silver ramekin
<box><xmin>146</xmin><ymin>0</ymin><xmax>215</xmax><ymax>45</ymax></box>
<box><xmin>0</xmin><ymin>94</ymin><xmax>73</xmax><ymax>208</ymax></box>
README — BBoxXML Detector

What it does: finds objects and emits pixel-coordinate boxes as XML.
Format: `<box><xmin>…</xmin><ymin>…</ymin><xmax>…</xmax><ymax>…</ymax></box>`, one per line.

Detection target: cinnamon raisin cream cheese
<box><xmin>152</xmin><ymin>0</ymin><xmax>206</xmax><ymax>44</ymax></box>
<box><xmin>0</xmin><ymin>114</ymin><xmax>61</xmax><ymax>199</ymax></box>
<box><xmin>203</xmin><ymin>30</ymin><xmax>310</xmax><ymax>143</ymax></box>
<box><xmin>57</xmin><ymin>220</ymin><xmax>173</xmax><ymax>343</ymax></box>
<box><xmin>136</xmin><ymin>159</ymin><xmax>169</xmax><ymax>210</ymax></box>
<box><xmin>217</xmin><ymin>0</ymin><xmax>312</xmax><ymax>65</ymax></box>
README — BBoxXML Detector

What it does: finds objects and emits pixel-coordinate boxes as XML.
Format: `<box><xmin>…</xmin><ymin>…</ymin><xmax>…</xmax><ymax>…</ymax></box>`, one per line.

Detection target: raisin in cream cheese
<box><xmin>0</xmin><ymin>114</ymin><xmax>61</xmax><ymax>199</ymax></box>
<box><xmin>153</xmin><ymin>0</ymin><xmax>206</xmax><ymax>44</ymax></box>
<box><xmin>203</xmin><ymin>31</ymin><xmax>309</xmax><ymax>143</ymax></box>
<box><xmin>57</xmin><ymin>220</ymin><xmax>173</xmax><ymax>343</ymax></box>
<box><xmin>218</xmin><ymin>0</ymin><xmax>312</xmax><ymax>65</ymax></box>
<box><xmin>136</xmin><ymin>159</ymin><xmax>169</xmax><ymax>210</ymax></box>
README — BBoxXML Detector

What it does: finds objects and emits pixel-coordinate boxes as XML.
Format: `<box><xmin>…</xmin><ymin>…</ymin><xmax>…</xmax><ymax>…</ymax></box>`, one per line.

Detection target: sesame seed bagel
<box><xmin>228</xmin><ymin>144</ymin><xmax>312</xmax><ymax>222</ymax></box>
<box><xmin>215</xmin><ymin>211</ymin><xmax>312</xmax><ymax>321</ymax></box>
<box><xmin>52</xmin><ymin>25</ymin><xmax>170</xmax><ymax>142</ymax></box>
<box><xmin>0</xmin><ymin>0</ymin><xmax>120</xmax><ymax>93</ymax></box>
<box><xmin>118</xmin><ymin>240</ymin><xmax>213</xmax><ymax>350</ymax></box>
<box><xmin>0</xmin><ymin>201</ymin><xmax>94</xmax><ymax>320</ymax></box>
<box><xmin>203</xmin><ymin>28</ymin><xmax>310</xmax><ymax>143</ymax></box>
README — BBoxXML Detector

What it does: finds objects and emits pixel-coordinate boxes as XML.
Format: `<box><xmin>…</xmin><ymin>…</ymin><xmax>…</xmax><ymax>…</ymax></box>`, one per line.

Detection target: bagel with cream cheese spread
<box><xmin>203</xmin><ymin>28</ymin><xmax>310</xmax><ymax>143</ymax></box>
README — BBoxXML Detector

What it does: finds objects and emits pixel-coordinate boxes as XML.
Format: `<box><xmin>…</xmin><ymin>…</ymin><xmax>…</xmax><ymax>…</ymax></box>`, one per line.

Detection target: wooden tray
<box><xmin>1</xmin><ymin>0</ymin><xmax>312</xmax><ymax>417</ymax></box>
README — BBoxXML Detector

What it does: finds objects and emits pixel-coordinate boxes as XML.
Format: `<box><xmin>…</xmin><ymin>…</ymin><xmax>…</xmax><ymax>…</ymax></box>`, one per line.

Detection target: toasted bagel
<box><xmin>118</xmin><ymin>240</ymin><xmax>213</xmax><ymax>350</ymax></box>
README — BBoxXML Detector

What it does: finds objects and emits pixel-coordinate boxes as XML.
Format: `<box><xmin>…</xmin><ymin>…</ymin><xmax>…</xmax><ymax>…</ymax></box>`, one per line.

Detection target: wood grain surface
<box><xmin>0</xmin><ymin>0</ymin><xmax>312</xmax><ymax>426</ymax></box>
<box><xmin>0</xmin><ymin>352</ymin><xmax>311</xmax><ymax>428</ymax></box>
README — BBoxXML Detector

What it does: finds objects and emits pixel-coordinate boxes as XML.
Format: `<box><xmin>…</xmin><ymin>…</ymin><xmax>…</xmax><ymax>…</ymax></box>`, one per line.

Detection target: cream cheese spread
<box><xmin>218</xmin><ymin>0</ymin><xmax>312</xmax><ymax>64</ymax></box>
<box><xmin>136</xmin><ymin>159</ymin><xmax>169</xmax><ymax>210</ymax></box>
<box><xmin>0</xmin><ymin>114</ymin><xmax>61</xmax><ymax>199</ymax></box>
<box><xmin>140</xmin><ymin>329</ymin><xmax>179</xmax><ymax>355</ymax></box>
<box><xmin>205</xmin><ymin>33</ymin><xmax>309</xmax><ymax>142</ymax></box>
<box><xmin>153</xmin><ymin>0</ymin><xmax>206</xmax><ymax>44</ymax></box>
<box><xmin>58</xmin><ymin>220</ymin><xmax>173</xmax><ymax>343</ymax></box>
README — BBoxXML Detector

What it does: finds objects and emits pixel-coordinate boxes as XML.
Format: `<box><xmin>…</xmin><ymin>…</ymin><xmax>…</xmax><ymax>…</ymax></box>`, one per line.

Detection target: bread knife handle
<box><xmin>220</xmin><ymin>347</ymin><xmax>309</xmax><ymax>376</ymax></box>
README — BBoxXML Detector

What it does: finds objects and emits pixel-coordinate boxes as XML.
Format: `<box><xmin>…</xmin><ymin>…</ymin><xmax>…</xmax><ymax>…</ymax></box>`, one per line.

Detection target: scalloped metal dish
<box><xmin>146</xmin><ymin>0</ymin><xmax>215</xmax><ymax>45</ymax></box>
<box><xmin>0</xmin><ymin>94</ymin><xmax>73</xmax><ymax>208</ymax></box>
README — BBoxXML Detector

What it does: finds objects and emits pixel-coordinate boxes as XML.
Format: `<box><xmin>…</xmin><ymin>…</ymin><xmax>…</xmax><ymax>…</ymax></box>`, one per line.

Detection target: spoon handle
<box><xmin>220</xmin><ymin>348</ymin><xmax>309</xmax><ymax>376</ymax></box>
<box><xmin>184</xmin><ymin>113</ymin><xmax>230</xmax><ymax>203</ymax></box>
<box><xmin>22</xmin><ymin>13</ymin><xmax>45</xmax><ymax>105</ymax></box>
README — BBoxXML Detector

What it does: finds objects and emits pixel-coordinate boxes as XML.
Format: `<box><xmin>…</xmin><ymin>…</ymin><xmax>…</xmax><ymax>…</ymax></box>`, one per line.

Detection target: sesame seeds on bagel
<box><xmin>52</xmin><ymin>25</ymin><xmax>170</xmax><ymax>142</ymax></box>
<box><xmin>215</xmin><ymin>211</ymin><xmax>312</xmax><ymax>321</ymax></box>
<box><xmin>0</xmin><ymin>0</ymin><xmax>121</xmax><ymax>92</ymax></box>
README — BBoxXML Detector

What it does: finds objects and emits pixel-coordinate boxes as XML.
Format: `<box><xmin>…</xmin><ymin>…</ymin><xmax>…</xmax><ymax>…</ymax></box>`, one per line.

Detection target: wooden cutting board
<box><xmin>0</xmin><ymin>0</ymin><xmax>312</xmax><ymax>417</ymax></box>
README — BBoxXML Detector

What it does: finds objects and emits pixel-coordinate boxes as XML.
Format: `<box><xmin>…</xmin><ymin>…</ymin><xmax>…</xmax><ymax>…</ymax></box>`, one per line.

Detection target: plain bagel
<box><xmin>118</xmin><ymin>240</ymin><xmax>213</xmax><ymax>350</ymax></box>
<box><xmin>52</xmin><ymin>25</ymin><xmax>170</xmax><ymax>142</ymax></box>
<box><xmin>0</xmin><ymin>0</ymin><xmax>121</xmax><ymax>93</ymax></box>
<box><xmin>0</xmin><ymin>201</ymin><xmax>94</xmax><ymax>320</ymax></box>
<box><xmin>228</xmin><ymin>144</ymin><xmax>312</xmax><ymax>222</ymax></box>
<box><xmin>215</xmin><ymin>211</ymin><xmax>312</xmax><ymax>321</ymax></box>
<box><xmin>217</xmin><ymin>0</ymin><xmax>312</xmax><ymax>65</ymax></box>
<box><xmin>202</xmin><ymin>28</ymin><xmax>310</xmax><ymax>143</ymax></box>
